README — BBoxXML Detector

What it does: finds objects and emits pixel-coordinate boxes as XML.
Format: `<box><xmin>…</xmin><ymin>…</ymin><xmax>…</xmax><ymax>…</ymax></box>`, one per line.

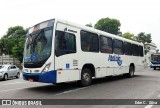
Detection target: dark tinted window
<box><xmin>113</xmin><ymin>39</ymin><xmax>123</xmax><ymax>54</ymax></box>
<box><xmin>123</xmin><ymin>42</ymin><xmax>132</xmax><ymax>55</ymax></box>
<box><xmin>132</xmin><ymin>44</ymin><xmax>139</xmax><ymax>56</ymax></box>
<box><xmin>100</xmin><ymin>36</ymin><xmax>113</xmax><ymax>53</ymax></box>
<box><xmin>139</xmin><ymin>46</ymin><xmax>144</xmax><ymax>57</ymax></box>
<box><xmin>12</xmin><ymin>66</ymin><xmax>16</xmax><ymax>69</ymax></box>
<box><xmin>80</xmin><ymin>30</ymin><xmax>99</xmax><ymax>52</ymax></box>
<box><xmin>55</xmin><ymin>30</ymin><xmax>76</xmax><ymax>56</ymax></box>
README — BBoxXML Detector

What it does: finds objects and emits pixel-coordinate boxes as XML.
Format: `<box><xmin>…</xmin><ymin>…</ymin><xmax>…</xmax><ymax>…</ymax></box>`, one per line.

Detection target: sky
<box><xmin>0</xmin><ymin>0</ymin><xmax>160</xmax><ymax>48</ymax></box>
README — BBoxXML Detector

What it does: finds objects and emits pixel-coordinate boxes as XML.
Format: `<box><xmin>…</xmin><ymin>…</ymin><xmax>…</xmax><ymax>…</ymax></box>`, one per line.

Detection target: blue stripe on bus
<box><xmin>23</xmin><ymin>70</ymin><xmax>57</xmax><ymax>83</ymax></box>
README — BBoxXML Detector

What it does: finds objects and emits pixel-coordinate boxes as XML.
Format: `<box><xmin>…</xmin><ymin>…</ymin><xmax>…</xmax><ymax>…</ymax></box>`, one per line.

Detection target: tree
<box><xmin>94</xmin><ymin>17</ymin><xmax>121</xmax><ymax>35</ymax></box>
<box><xmin>85</xmin><ymin>23</ymin><xmax>93</xmax><ymax>27</ymax></box>
<box><xmin>12</xmin><ymin>37</ymin><xmax>26</xmax><ymax>63</ymax></box>
<box><xmin>136</xmin><ymin>32</ymin><xmax>152</xmax><ymax>44</ymax></box>
<box><xmin>156</xmin><ymin>49</ymin><xmax>159</xmax><ymax>53</ymax></box>
<box><xmin>0</xmin><ymin>26</ymin><xmax>27</xmax><ymax>63</ymax></box>
<box><xmin>122</xmin><ymin>32</ymin><xmax>136</xmax><ymax>41</ymax></box>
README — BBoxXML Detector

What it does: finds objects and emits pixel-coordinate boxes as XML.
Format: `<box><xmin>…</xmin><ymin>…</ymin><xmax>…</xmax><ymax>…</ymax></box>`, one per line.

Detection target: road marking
<box><xmin>55</xmin><ymin>86</ymin><xmax>89</xmax><ymax>96</ymax></box>
<box><xmin>0</xmin><ymin>87</ymin><xmax>29</xmax><ymax>93</ymax></box>
<box><xmin>1</xmin><ymin>82</ymin><xmax>27</xmax><ymax>86</ymax></box>
<box><xmin>144</xmin><ymin>105</ymin><xmax>153</xmax><ymax>108</ymax></box>
<box><xmin>55</xmin><ymin>82</ymin><xmax>109</xmax><ymax>96</ymax></box>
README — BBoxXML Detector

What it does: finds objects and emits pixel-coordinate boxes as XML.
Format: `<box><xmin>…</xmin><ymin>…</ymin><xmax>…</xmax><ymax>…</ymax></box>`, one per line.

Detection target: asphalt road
<box><xmin>0</xmin><ymin>68</ymin><xmax>160</xmax><ymax>108</ymax></box>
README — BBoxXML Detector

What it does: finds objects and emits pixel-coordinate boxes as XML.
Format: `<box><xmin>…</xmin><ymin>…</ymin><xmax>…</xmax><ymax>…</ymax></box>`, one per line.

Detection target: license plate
<box><xmin>28</xmin><ymin>78</ymin><xmax>33</xmax><ymax>82</ymax></box>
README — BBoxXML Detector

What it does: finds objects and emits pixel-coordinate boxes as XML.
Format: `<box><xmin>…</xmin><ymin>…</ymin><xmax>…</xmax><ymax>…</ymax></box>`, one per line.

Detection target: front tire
<box><xmin>80</xmin><ymin>68</ymin><xmax>92</xmax><ymax>86</ymax></box>
<box><xmin>127</xmin><ymin>66</ymin><xmax>134</xmax><ymax>78</ymax></box>
<box><xmin>3</xmin><ymin>74</ymin><xmax>8</xmax><ymax>81</ymax></box>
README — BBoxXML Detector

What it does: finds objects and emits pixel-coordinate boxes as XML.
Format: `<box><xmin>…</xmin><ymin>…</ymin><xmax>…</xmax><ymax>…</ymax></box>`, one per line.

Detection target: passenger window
<box><xmin>8</xmin><ymin>67</ymin><xmax>11</xmax><ymax>70</ymax></box>
<box><xmin>100</xmin><ymin>36</ymin><xmax>113</xmax><ymax>53</ymax></box>
<box><xmin>139</xmin><ymin>46</ymin><xmax>144</xmax><ymax>57</ymax></box>
<box><xmin>113</xmin><ymin>39</ymin><xmax>123</xmax><ymax>54</ymax></box>
<box><xmin>132</xmin><ymin>44</ymin><xmax>139</xmax><ymax>56</ymax></box>
<box><xmin>123</xmin><ymin>42</ymin><xmax>132</xmax><ymax>55</ymax></box>
<box><xmin>55</xmin><ymin>30</ymin><xmax>76</xmax><ymax>56</ymax></box>
<box><xmin>80</xmin><ymin>30</ymin><xmax>99</xmax><ymax>52</ymax></box>
<box><xmin>12</xmin><ymin>66</ymin><xmax>16</xmax><ymax>69</ymax></box>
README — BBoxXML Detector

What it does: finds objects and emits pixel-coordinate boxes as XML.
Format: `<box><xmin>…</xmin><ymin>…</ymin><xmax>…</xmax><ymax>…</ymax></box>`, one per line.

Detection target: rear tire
<box><xmin>127</xmin><ymin>66</ymin><xmax>134</xmax><ymax>78</ymax></box>
<box><xmin>154</xmin><ymin>67</ymin><xmax>156</xmax><ymax>70</ymax></box>
<box><xmin>80</xmin><ymin>68</ymin><xmax>92</xmax><ymax>86</ymax></box>
<box><xmin>3</xmin><ymin>74</ymin><xmax>8</xmax><ymax>81</ymax></box>
<box><xmin>16</xmin><ymin>72</ymin><xmax>20</xmax><ymax>79</ymax></box>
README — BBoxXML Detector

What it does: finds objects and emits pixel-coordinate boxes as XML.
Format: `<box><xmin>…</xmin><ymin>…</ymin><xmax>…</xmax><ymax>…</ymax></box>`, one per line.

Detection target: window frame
<box><xmin>55</xmin><ymin>30</ymin><xmax>77</xmax><ymax>57</ymax></box>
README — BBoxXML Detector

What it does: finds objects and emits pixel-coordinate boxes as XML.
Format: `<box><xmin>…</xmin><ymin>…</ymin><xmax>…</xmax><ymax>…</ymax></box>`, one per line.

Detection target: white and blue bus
<box><xmin>23</xmin><ymin>18</ymin><xmax>144</xmax><ymax>86</ymax></box>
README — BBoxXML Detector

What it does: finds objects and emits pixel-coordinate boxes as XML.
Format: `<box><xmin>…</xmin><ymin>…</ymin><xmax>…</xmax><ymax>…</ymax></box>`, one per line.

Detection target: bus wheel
<box><xmin>127</xmin><ymin>66</ymin><xmax>134</xmax><ymax>78</ymax></box>
<box><xmin>80</xmin><ymin>68</ymin><xmax>92</xmax><ymax>86</ymax></box>
<box><xmin>154</xmin><ymin>67</ymin><xmax>156</xmax><ymax>70</ymax></box>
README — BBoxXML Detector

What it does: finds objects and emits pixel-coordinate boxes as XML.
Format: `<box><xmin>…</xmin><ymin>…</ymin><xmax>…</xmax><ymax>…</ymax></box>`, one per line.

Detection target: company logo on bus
<box><xmin>108</xmin><ymin>55</ymin><xmax>122</xmax><ymax>66</ymax></box>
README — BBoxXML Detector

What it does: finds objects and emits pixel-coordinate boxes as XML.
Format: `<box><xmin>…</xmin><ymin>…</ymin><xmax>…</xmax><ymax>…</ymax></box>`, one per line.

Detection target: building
<box><xmin>144</xmin><ymin>42</ymin><xmax>157</xmax><ymax>66</ymax></box>
<box><xmin>0</xmin><ymin>55</ymin><xmax>20</xmax><ymax>66</ymax></box>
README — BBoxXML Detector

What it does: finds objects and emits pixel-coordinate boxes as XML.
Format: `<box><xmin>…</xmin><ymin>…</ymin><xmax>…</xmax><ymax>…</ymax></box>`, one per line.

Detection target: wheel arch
<box><xmin>130</xmin><ymin>63</ymin><xmax>135</xmax><ymax>72</ymax></box>
<box><xmin>81</xmin><ymin>63</ymin><xmax>95</xmax><ymax>77</ymax></box>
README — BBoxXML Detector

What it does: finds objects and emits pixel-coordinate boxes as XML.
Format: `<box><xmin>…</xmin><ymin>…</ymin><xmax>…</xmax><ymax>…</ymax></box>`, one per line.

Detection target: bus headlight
<box><xmin>42</xmin><ymin>63</ymin><xmax>51</xmax><ymax>72</ymax></box>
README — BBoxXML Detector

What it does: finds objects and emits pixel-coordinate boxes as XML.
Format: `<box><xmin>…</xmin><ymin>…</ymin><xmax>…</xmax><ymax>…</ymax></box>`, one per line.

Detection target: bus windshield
<box><xmin>151</xmin><ymin>54</ymin><xmax>160</xmax><ymax>61</ymax></box>
<box><xmin>23</xmin><ymin>19</ymin><xmax>54</xmax><ymax>68</ymax></box>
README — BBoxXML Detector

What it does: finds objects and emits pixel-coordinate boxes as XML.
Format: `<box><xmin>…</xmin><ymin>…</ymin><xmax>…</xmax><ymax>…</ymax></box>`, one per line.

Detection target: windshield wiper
<box><xmin>28</xmin><ymin>29</ymin><xmax>44</xmax><ymax>54</ymax></box>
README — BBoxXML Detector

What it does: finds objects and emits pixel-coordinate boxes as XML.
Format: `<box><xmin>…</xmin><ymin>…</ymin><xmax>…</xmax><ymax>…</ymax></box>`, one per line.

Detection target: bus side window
<box><xmin>132</xmin><ymin>44</ymin><xmax>139</xmax><ymax>56</ymax></box>
<box><xmin>139</xmin><ymin>46</ymin><xmax>144</xmax><ymax>57</ymax></box>
<box><xmin>55</xmin><ymin>30</ymin><xmax>76</xmax><ymax>56</ymax></box>
<box><xmin>100</xmin><ymin>35</ymin><xmax>113</xmax><ymax>54</ymax></box>
<box><xmin>80</xmin><ymin>30</ymin><xmax>99</xmax><ymax>52</ymax></box>
<box><xmin>113</xmin><ymin>39</ymin><xmax>123</xmax><ymax>55</ymax></box>
<box><xmin>123</xmin><ymin>42</ymin><xmax>132</xmax><ymax>55</ymax></box>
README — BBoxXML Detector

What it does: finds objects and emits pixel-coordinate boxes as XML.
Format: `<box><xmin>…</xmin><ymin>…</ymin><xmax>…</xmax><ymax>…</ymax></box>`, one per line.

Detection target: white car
<box><xmin>0</xmin><ymin>65</ymin><xmax>20</xmax><ymax>80</ymax></box>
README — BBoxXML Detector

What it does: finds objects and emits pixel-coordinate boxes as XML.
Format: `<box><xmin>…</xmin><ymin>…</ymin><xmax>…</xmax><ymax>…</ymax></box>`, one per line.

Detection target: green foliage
<box><xmin>7</xmin><ymin>26</ymin><xmax>27</xmax><ymax>38</ymax></box>
<box><xmin>136</xmin><ymin>32</ymin><xmax>152</xmax><ymax>44</ymax></box>
<box><xmin>156</xmin><ymin>49</ymin><xmax>159</xmax><ymax>53</ymax></box>
<box><xmin>94</xmin><ymin>17</ymin><xmax>121</xmax><ymax>35</ymax></box>
<box><xmin>0</xmin><ymin>26</ymin><xmax>27</xmax><ymax>63</ymax></box>
<box><xmin>122</xmin><ymin>32</ymin><xmax>136</xmax><ymax>41</ymax></box>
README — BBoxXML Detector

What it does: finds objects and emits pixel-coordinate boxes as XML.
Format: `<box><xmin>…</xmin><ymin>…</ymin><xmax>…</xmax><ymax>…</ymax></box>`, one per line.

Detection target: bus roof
<box><xmin>54</xmin><ymin>18</ymin><xmax>143</xmax><ymax>46</ymax></box>
<box><xmin>31</xmin><ymin>18</ymin><xmax>143</xmax><ymax>46</ymax></box>
<box><xmin>55</xmin><ymin>18</ymin><xmax>143</xmax><ymax>46</ymax></box>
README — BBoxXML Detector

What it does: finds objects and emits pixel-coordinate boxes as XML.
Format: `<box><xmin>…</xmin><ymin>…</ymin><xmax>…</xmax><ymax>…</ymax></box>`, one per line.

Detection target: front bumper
<box><xmin>0</xmin><ymin>73</ymin><xmax>4</xmax><ymax>79</ymax></box>
<box><xmin>150</xmin><ymin>64</ymin><xmax>160</xmax><ymax>68</ymax></box>
<box><xmin>23</xmin><ymin>70</ymin><xmax>57</xmax><ymax>83</ymax></box>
